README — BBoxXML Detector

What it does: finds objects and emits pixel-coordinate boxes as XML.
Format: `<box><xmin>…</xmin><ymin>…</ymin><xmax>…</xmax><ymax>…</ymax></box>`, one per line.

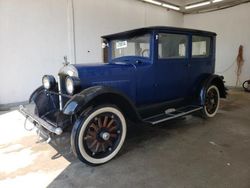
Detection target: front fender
<box><xmin>63</xmin><ymin>86</ymin><xmax>142</xmax><ymax>122</ymax></box>
<box><xmin>28</xmin><ymin>85</ymin><xmax>60</xmax><ymax>117</ymax></box>
<box><xmin>29</xmin><ymin>86</ymin><xmax>44</xmax><ymax>103</ymax></box>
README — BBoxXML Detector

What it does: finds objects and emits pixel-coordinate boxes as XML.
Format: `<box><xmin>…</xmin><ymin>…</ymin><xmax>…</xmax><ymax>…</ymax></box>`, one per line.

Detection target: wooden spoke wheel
<box><xmin>203</xmin><ymin>85</ymin><xmax>220</xmax><ymax>118</ymax></box>
<box><xmin>71</xmin><ymin>106</ymin><xmax>127</xmax><ymax>165</ymax></box>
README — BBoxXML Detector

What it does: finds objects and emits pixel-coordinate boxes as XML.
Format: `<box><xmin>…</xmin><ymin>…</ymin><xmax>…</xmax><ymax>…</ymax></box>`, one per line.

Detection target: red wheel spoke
<box><xmin>107</xmin><ymin>119</ymin><xmax>114</xmax><ymax>128</ymax></box>
<box><xmin>90</xmin><ymin>123</ymin><xmax>98</xmax><ymax>132</ymax></box>
<box><xmin>109</xmin><ymin>126</ymin><xmax>117</xmax><ymax>132</ymax></box>
<box><xmin>98</xmin><ymin>118</ymin><xmax>102</xmax><ymax>128</ymax></box>
<box><xmin>88</xmin><ymin>130</ymin><xmax>96</xmax><ymax>137</ymax></box>
<box><xmin>84</xmin><ymin>135</ymin><xmax>94</xmax><ymax>140</ymax></box>
<box><xmin>89</xmin><ymin>140</ymin><xmax>97</xmax><ymax>149</ymax></box>
<box><xmin>95</xmin><ymin>142</ymin><xmax>100</xmax><ymax>152</ymax></box>
<box><xmin>103</xmin><ymin>116</ymin><xmax>108</xmax><ymax>127</ymax></box>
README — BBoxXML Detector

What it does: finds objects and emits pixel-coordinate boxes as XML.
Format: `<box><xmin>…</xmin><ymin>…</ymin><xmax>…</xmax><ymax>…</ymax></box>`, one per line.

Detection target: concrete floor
<box><xmin>0</xmin><ymin>89</ymin><xmax>250</xmax><ymax>188</ymax></box>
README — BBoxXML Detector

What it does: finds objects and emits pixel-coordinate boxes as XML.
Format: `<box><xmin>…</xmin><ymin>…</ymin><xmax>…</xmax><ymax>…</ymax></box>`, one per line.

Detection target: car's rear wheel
<box><xmin>202</xmin><ymin>85</ymin><xmax>220</xmax><ymax>118</ymax></box>
<box><xmin>71</xmin><ymin>105</ymin><xmax>127</xmax><ymax>166</ymax></box>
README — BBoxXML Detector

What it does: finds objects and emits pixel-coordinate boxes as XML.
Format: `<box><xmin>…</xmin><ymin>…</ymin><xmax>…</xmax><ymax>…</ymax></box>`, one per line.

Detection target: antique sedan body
<box><xmin>20</xmin><ymin>26</ymin><xmax>227</xmax><ymax>165</ymax></box>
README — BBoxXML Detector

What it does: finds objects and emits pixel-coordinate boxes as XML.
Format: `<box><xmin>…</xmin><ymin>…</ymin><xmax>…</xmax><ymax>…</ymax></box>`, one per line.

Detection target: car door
<box><xmin>187</xmin><ymin>35</ymin><xmax>214</xmax><ymax>97</ymax></box>
<box><xmin>155</xmin><ymin>32</ymin><xmax>189</xmax><ymax>103</ymax></box>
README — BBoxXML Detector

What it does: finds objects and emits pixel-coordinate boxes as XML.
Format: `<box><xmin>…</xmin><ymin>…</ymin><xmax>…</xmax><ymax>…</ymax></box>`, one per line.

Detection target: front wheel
<box><xmin>71</xmin><ymin>105</ymin><xmax>127</xmax><ymax>166</ymax></box>
<box><xmin>202</xmin><ymin>85</ymin><xmax>220</xmax><ymax>118</ymax></box>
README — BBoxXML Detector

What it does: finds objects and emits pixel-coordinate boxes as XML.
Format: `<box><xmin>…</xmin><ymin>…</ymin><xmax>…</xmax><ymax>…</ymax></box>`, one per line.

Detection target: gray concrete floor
<box><xmin>0</xmin><ymin>89</ymin><xmax>250</xmax><ymax>188</ymax></box>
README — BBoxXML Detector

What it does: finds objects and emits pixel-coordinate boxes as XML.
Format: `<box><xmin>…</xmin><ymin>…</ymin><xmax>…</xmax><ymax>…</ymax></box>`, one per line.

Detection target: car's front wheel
<box><xmin>71</xmin><ymin>105</ymin><xmax>127</xmax><ymax>166</ymax></box>
<box><xmin>202</xmin><ymin>85</ymin><xmax>220</xmax><ymax>118</ymax></box>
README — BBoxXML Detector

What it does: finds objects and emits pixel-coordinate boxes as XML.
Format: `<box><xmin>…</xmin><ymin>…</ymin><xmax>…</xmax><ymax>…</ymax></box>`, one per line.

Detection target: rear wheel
<box><xmin>202</xmin><ymin>85</ymin><xmax>220</xmax><ymax>118</ymax></box>
<box><xmin>71</xmin><ymin>105</ymin><xmax>127</xmax><ymax>166</ymax></box>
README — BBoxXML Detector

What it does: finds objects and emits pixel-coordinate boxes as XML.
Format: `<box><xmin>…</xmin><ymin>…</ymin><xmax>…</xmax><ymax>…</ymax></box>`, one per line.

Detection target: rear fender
<box><xmin>63</xmin><ymin>86</ymin><xmax>142</xmax><ymax>123</ymax></box>
<box><xmin>199</xmin><ymin>74</ymin><xmax>227</xmax><ymax>105</ymax></box>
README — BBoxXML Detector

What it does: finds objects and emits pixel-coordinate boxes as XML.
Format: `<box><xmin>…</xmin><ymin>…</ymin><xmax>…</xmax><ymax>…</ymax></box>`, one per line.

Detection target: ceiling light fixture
<box><xmin>142</xmin><ymin>0</ymin><xmax>180</xmax><ymax>11</ymax></box>
<box><xmin>212</xmin><ymin>0</ymin><xmax>224</xmax><ymax>3</ymax></box>
<box><xmin>185</xmin><ymin>1</ymin><xmax>211</xmax><ymax>9</ymax></box>
<box><xmin>162</xmin><ymin>3</ymin><xmax>180</xmax><ymax>11</ymax></box>
<box><xmin>143</xmin><ymin>0</ymin><xmax>162</xmax><ymax>6</ymax></box>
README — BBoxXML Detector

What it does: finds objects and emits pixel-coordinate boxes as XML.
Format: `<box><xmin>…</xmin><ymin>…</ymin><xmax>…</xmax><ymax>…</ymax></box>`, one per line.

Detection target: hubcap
<box><xmin>101</xmin><ymin>132</ymin><xmax>110</xmax><ymax>141</ymax></box>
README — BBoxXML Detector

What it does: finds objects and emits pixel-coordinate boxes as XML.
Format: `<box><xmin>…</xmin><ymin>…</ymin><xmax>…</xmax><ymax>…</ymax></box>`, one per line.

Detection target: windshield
<box><xmin>111</xmin><ymin>34</ymin><xmax>151</xmax><ymax>59</ymax></box>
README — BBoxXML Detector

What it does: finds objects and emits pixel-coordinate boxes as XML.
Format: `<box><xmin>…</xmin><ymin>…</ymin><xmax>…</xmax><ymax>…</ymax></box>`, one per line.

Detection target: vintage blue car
<box><xmin>20</xmin><ymin>26</ymin><xmax>227</xmax><ymax>165</ymax></box>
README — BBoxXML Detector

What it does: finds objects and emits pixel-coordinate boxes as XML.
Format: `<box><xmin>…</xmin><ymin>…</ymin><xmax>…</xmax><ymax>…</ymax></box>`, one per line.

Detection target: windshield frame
<box><xmin>108</xmin><ymin>32</ymin><xmax>153</xmax><ymax>62</ymax></box>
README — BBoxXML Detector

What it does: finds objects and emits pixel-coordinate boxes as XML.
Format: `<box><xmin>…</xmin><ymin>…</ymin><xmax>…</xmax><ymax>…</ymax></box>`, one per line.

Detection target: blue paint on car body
<box><xmin>23</xmin><ymin>26</ymin><xmax>228</xmax><ymax>165</ymax></box>
<box><xmin>28</xmin><ymin>26</ymin><xmax>227</xmax><ymax>127</ymax></box>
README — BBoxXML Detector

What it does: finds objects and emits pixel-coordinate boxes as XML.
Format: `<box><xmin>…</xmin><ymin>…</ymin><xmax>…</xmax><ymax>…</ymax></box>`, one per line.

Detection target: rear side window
<box><xmin>158</xmin><ymin>33</ymin><xmax>188</xmax><ymax>59</ymax></box>
<box><xmin>192</xmin><ymin>36</ymin><xmax>211</xmax><ymax>57</ymax></box>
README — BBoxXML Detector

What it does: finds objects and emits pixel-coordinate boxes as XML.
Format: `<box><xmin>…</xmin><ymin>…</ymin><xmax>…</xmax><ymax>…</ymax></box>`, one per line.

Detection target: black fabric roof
<box><xmin>102</xmin><ymin>26</ymin><xmax>216</xmax><ymax>40</ymax></box>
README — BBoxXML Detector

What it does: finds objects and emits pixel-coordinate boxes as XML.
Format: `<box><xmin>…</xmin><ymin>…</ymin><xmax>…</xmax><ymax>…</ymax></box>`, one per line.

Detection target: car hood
<box><xmin>71</xmin><ymin>62</ymin><xmax>137</xmax><ymax>90</ymax></box>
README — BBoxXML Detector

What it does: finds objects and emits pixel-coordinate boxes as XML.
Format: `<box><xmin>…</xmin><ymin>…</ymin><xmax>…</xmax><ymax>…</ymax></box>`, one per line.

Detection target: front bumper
<box><xmin>19</xmin><ymin>105</ymin><xmax>63</xmax><ymax>135</ymax></box>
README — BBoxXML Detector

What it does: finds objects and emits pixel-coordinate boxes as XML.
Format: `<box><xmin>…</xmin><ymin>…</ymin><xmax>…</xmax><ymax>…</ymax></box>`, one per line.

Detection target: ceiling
<box><xmin>141</xmin><ymin>0</ymin><xmax>250</xmax><ymax>14</ymax></box>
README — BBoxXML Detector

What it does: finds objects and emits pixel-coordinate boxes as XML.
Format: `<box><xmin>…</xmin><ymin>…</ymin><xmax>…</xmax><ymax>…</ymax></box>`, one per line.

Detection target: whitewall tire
<box><xmin>202</xmin><ymin>85</ymin><xmax>220</xmax><ymax>118</ymax></box>
<box><xmin>71</xmin><ymin>105</ymin><xmax>127</xmax><ymax>166</ymax></box>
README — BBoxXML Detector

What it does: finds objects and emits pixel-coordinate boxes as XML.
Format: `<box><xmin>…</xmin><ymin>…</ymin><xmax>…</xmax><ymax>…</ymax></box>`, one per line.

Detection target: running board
<box><xmin>143</xmin><ymin>106</ymin><xmax>203</xmax><ymax>125</ymax></box>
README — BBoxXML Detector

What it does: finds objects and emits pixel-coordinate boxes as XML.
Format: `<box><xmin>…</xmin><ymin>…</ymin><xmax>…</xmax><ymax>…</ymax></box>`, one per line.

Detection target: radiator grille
<box><xmin>58</xmin><ymin>74</ymin><xmax>69</xmax><ymax>110</ymax></box>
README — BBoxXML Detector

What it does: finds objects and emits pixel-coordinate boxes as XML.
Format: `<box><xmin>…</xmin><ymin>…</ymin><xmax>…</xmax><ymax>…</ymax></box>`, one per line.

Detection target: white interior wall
<box><xmin>184</xmin><ymin>3</ymin><xmax>250</xmax><ymax>86</ymax></box>
<box><xmin>2</xmin><ymin>0</ymin><xmax>249</xmax><ymax>104</ymax></box>
<box><xmin>73</xmin><ymin>0</ymin><xmax>183</xmax><ymax>63</ymax></box>
<box><xmin>0</xmin><ymin>0</ymin><xmax>183</xmax><ymax>104</ymax></box>
<box><xmin>0</xmin><ymin>0</ymin><xmax>69</xmax><ymax>105</ymax></box>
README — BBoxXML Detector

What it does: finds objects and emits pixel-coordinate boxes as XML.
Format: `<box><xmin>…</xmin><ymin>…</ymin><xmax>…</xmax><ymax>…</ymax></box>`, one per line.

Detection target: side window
<box><xmin>192</xmin><ymin>36</ymin><xmax>211</xmax><ymax>57</ymax></box>
<box><xmin>158</xmin><ymin>33</ymin><xmax>188</xmax><ymax>59</ymax></box>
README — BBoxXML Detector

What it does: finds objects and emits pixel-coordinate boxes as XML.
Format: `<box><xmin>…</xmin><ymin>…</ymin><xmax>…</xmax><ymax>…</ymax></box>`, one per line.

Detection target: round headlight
<box><xmin>65</xmin><ymin>76</ymin><xmax>81</xmax><ymax>95</ymax></box>
<box><xmin>42</xmin><ymin>75</ymin><xmax>56</xmax><ymax>90</ymax></box>
<box><xmin>66</xmin><ymin>77</ymin><xmax>74</xmax><ymax>94</ymax></box>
